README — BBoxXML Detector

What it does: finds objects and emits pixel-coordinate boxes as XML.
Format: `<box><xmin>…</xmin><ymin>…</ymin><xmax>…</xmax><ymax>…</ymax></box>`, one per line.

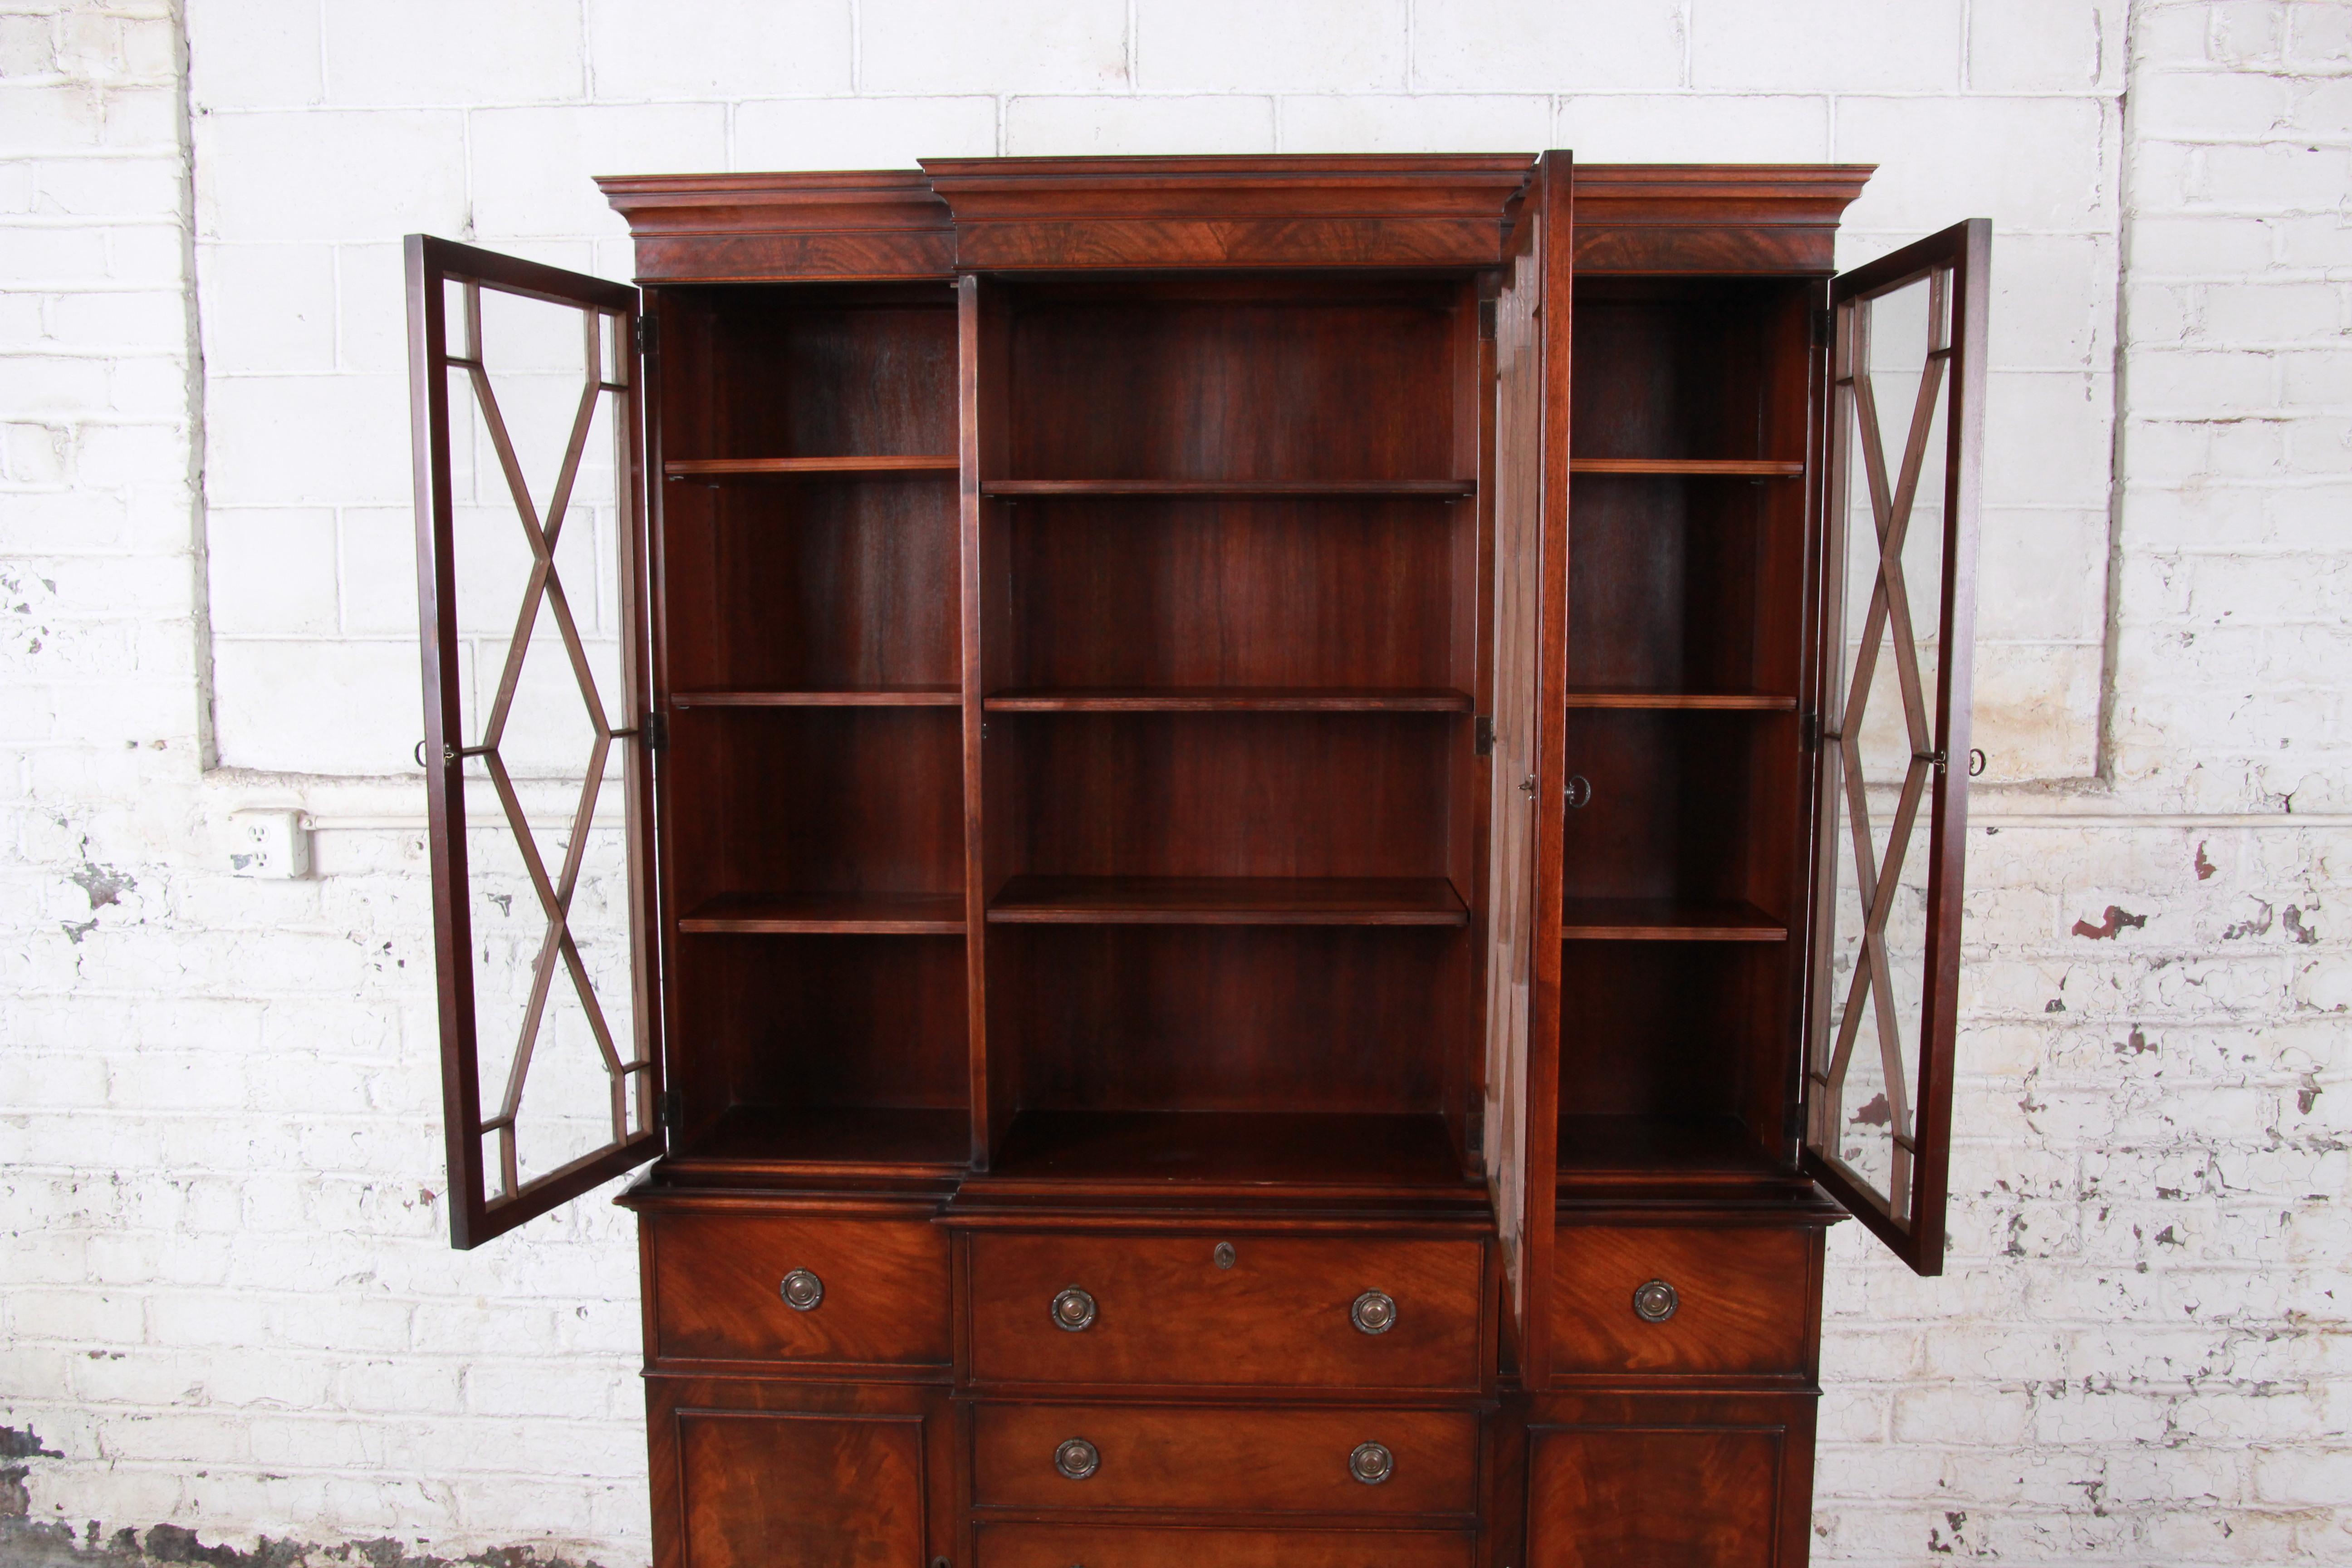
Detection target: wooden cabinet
<box><xmin>402</xmin><ymin>153</ymin><xmax>1988</xmax><ymax>1568</ymax></box>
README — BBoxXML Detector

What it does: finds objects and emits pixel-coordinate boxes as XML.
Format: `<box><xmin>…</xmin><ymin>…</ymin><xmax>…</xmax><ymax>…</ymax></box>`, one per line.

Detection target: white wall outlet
<box><xmin>226</xmin><ymin>808</ymin><xmax>313</xmax><ymax>879</ymax></box>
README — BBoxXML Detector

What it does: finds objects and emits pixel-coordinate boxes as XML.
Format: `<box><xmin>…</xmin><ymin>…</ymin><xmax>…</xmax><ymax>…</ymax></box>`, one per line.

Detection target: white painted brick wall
<box><xmin>0</xmin><ymin>1</ymin><xmax>2345</xmax><ymax>1564</ymax></box>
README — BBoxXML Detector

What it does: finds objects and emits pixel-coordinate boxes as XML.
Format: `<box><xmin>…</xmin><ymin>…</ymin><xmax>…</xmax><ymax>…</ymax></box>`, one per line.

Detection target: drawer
<box><xmin>967</xmin><ymin>1233</ymin><xmax>1484</xmax><ymax>1391</ymax></box>
<box><xmin>978</xmin><ymin>1523</ymin><xmax>1474</xmax><ymax>1568</ymax></box>
<box><xmin>972</xmin><ymin>1403</ymin><xmax>1479</xmax><ymax>1516</ymax></box>
<box><xmin>647</xmin><ymin>1211</ymin><xmax>949</xmax><ymax>1368</ymax></box>
<box><xmin>1548</xmin><ymin>1225</ymin><xmax>1813</xmax><ymax>1377</ymax></box>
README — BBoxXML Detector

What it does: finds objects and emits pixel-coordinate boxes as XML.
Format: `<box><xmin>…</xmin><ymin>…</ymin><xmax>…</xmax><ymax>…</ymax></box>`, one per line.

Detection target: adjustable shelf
<box><xmin>667</xmin><ymin>1103</ymin><xmax>972</xmax><ymax>1175</ymax></box>
<box><xmin>986</xmin><ymin>686</ymin><xmax>1474</xmax><ymax>713</ymax></box>
<box><xmin>982</xmin><ymin>479</ymin><xmax>1474</xmax><ymax>498</ymax></box>
<box><xmin>1558</xmin><ymin>898</ymin><xmax>1786</xmax><ymax>942</ymax></box>
<box><xmin>1568</xmin><ymin>458</ymin><xmax>1804</xmax><ymax>476</ymax></box>
<box><xmin>674</xmin><ymin>686</ymin><xmax>960</xmax><ymax>708</ymax></box>
<box><xmin>988</xmin><ymin>874</ymin><xmax>1469</xmax><ymax>926</ymax></box>
<box><xmin>1561</xmin><ymin>689</ymin><xmax>1797</xmax><ymax>711</ymax></box>
<box><xmin>677</xmin><ymin>891</ymin><xmax>966</xmax><ymax>935</ymax></box>
<box><xmin>665</xmin><ymin>456</ymin><xmax>959</xmax><ymax>477</ymax></box>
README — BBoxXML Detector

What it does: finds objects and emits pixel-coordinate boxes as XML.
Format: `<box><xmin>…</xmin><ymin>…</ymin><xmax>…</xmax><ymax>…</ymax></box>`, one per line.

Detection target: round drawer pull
<box><xmin>1214</xmin><ymin>1241</ymin><xmax>1237</xmax><ymax>1269</ymax></box>
<box><xmin>1632</xmin><ymin>1278</ymin><xmax>1679</xmax><ymax>1323</ymax></box>
<box><xmin>779</xmin><ymin>1269</ymin><xmax>824</xmax><ymax>1311</ymax></box>
<box><xmin>1349</xmin><ymin>1441</ymin><xmax>1394</xmax><ymax>1485</ymax></box>
<box><xmin>1350</xmin><ymin>1289</ymin><xmax>1397</xmax><ymax>1335</ymax></box>
<box><xmin>1054</xmin><ymin>1437</ymin><xmax>1100</xmax><ymax>1480</ymax></box>
<box><xmin>1050</xmin><ymin>1286</ymin><xmax>1098</xmax><ymax>1332</ymax></box>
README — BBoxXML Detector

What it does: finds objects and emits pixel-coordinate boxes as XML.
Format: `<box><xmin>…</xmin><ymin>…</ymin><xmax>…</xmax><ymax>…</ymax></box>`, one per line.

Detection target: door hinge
<box><xmin>1811</xmin><ymin>306</ymin><xmax>1833</xmax><ymax>348</ymax></box>
<box><xmin>1474</xmin><ymin>715</ymin><xmax>1496</xmax><ymax>756</ymax></box>
<box><xmin>1801</xmin><ymin>711</ymin><xmax>1821</xmax><ymax>750</ymax></box>
<box><xmin>634</xmin><ymin>314</ymin><xmax>658</xmax><ymax>357</ymax></box>
<box><xmin>657</xmin><ymin>1090</ymin><xmax>682</xmax><ymax>1129</ymax></box>
<box><xmin>1466</xmin><ymin>1107</ymin><xmax>1485</xmax><ymax>1164</ymax></box>
<box><xmin>1477</xmin><ymin>299</ymin><xmax>1497</xmax><ymax>341</ymax></box>
<box><xmin>643</xmin><ymin>711</ymin><xmax>669</xmax><ymax>752</ymax></box>
<box><xmin>1785</xmin><ymin>1101</ymin><xmax>1807</xmax><ymax>1143</ymax></box>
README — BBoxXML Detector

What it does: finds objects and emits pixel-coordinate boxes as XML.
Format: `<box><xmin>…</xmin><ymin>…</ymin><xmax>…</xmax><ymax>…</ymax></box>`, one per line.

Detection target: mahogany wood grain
<box><xmin>666</xmin><ymin>455</ymin><xmax>958</xmax><ymax>475</ymax></box>
<box><xmin>1561</xmin><ymin>690</ymin><xmax>1796</xmax><ymax>710</ymax></box>
<box><xmin>966</xmin><ymin>1233</ymin><xmax>1484</xmax><ymax>1391</ymax></box>
<box><xmin>975</xmin><ymin>1109</ymin><xmax>1468</xmax><ymax>1194</ymax></box>
<box><xmin>1555</xmin><ymin>899</ymin><xmax>1786</xmax><ymax>941</ymax></box>
<box><xmin>1553</xmin><ymin>1115</ymin><xmax>1790</xmax><ymax>1188</ymax></box>
<box><xmin>985</xmin><ymin>687</ymin><xmax>1475</xmax><ymax>713</ymax></box>
<box><xmin>970</xmin><ymin>1402</ymin><xmax>1479</xmax><ymax>1516</ymax></box>
<box><xmin>985</xmin><ymin>479</ymin><xmax>1472</xmax><ymax>497</ymax></box>
<box><xmin>666</xmin><ymin>1104</ymin><xmax>970</xmax><ymax>1176</ymax></box>
<box><xmin>676</xmin><ymin>1408</ymin><xmax>925</xmax><ymax>1568</ymax></box>
<box><xmin>1527</xmin><ymin>1424</ymin><xmax>1783</xmax><ymax>1568</ymax></box>
<box><xmin>1548</xmin><ymin>1225</ymin><xmax>1814</xmax><ymax>1379</ymax></box>
<box><xmin>1568</xmin><ymin>164</ymin><xmax>1872</xmax><ymax>276</ymax></box>
<box><xmin>675</xmin><ymin>890</ymin><xmax>964</xmax><ymax>934</ymax></box>
<box><xmin>648</xmin><ymin>1210</ymin><xmax>950</xmax><ymax>1369</ymax></box>
<box><xmin>975</xmin><ymin>1523</ymin><xmax>1474</xmax><ymax>1568</ymax></box>
<box><xmin>598</xmin><ymin>170</ymin><xmax>955</xmax><ymax>284</ymax></box>
<box><xmin>1554</xmin><ymin>943</ymin><xmax>1782</xmax><ymax>1129</ymax></box>
<box><xmin>672</xmin><ymin>685</ymin><xmax>960</xmax><ymax>707</ymax></box>
<box><xmin>1569</xmin><ymin>458</ymin><xmax>1803</xmax><ymax>475</ymax></box>
<box><xmin>988</xmin><ymin>874</ymin><xmax>1467</xmax><ymax>926</ymax></box>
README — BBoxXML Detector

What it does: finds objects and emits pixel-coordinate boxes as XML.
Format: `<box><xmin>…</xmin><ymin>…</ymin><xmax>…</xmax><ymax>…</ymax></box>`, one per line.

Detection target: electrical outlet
<box><xmin>226</xmin><ymin>809</ymin><xmax>312</xmax><ymax>879</ymax></box>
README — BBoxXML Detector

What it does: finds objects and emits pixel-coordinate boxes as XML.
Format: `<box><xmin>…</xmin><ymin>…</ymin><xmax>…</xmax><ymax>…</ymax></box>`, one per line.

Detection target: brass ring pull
<box><xmin>780</xmin><ymin>1269</ymin><xmax>823</xmax><ymax>1311</ymax></box>
<box><xmin>1349</xmin><ymin>1441</ymin><xmax>1394</xmax><ymax>1485</ymax></box>
<box><xmin>1054</xmin><ymin>1437</ymin><xmax>1100</xmax><ymax>1480</ymax></box>
<box><xmin>1050</xmin><ymin>1286</ymin><xmax>1097</xmax><ymax>1332</ymax></box>
<box><xmin>1350</xmin><ymin>1289</ymin><xmax>1397</xmax><ymax>1335</ymax></box>
<box><xmin>1632</xmin><ymin>1278</ymin><xmax>1678</xmax><ymax>1323</ymax></box>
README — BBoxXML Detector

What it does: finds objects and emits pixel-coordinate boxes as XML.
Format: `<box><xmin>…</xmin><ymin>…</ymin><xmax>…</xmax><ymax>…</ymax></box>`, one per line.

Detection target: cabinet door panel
<box><xmin>404</xmin><ymin>234</ymin><xmax>661</xmax><ymax>1249</ymax></box>
<box><xmin>1804</xmin><ymin>219</ymin><xmax>1990</xmax><ymax>1276</ymax></box>
<box><xmin>977</xmin><ymin>1524</ymin><xmax>1473</xmax><ymax>1568</ymax></box>
<box><xmin>1529</xmin><ymin>1426</ymin><xmax>1782</xmax><ymax>1568</ymax></box>
<box><xmin>676</xmin><ymin>1408</ymin><xmax>926</xmax><ymax>1568</ymax></box>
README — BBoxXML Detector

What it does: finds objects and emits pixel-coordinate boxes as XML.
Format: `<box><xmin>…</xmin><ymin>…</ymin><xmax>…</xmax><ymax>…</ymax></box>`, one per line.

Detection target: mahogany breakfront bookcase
<box><xmin>405</xmin><ymin>154</ymin><xmax>1986</xmax><ymax>1568</ymax></box>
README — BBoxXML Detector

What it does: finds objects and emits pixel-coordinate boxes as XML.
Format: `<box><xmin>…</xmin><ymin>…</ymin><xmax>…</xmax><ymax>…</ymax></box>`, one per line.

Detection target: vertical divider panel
<box><xmin>961</xmin><ymin>275</ymin><xmax>1016</xmax><ymax>1168</ymax></box>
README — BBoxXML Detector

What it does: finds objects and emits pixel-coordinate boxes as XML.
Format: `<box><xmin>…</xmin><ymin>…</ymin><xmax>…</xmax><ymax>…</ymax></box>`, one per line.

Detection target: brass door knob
<box><xmin>1050</xmin><ymin>1286</ymin><xmax>1097</xmax><ymax>1332</ymax></box>
<box><xmin>779</xmin><ymin>1269</ymin><xmax>823</xmax><ymax>1311</ymax></box>
<box><xmin>1054</xmin><ymin>1437</ymin><xmax>1100</xmax><ymax>1480</ymax></box>
<box><xmin>1349</xmin><ymin>1441</ymin><xmax>1394</xmax><ymax>1485</ymax></box>
<box><xmin>1632</xmin><ymin>1278</ymin><xmax>1679</xmax><ymax>1323</ymax></box>
<box><xmin>1350</xmin><ymin>1289</ymin><xmax>1397</xmax><ymax>1335</ymax></box>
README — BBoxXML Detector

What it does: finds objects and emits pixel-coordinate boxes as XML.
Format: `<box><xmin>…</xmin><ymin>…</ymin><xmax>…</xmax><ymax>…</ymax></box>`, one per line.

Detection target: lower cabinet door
<box><xmin>650</xmin><ymin>1379</ymin><xmax>948</xmax><ymax>1568</ymax></box>
<box><xmin>1528</xmin><ymin>1418</ymin><xmax>1796</xmax><ymax>1568</ymax></box>
<box><xmin>977</xmin><ymin>1523</ymin><xmax>1473</xmax><ymax>1568</ymax></box>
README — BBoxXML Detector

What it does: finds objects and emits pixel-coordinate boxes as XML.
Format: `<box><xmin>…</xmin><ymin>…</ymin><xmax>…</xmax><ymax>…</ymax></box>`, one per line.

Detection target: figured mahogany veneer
<box><xmin>1548</xmin><ymin>1225</ymin><xmax>1818</xmax><ymax>1379</ymax></box>
<box><xmin>965</xmin><ymin>1232</ymin><xmax>1486</xmax><ymax>1392</ymax></box>
<box><xmin>647</xmin><ymin>1210</ymin><xmax>951</xmax><ymax>1371</ymax></box>
<box><xmin>975</xmin><ymin>1524</ymin><xmax>1474</xmax><ymax>1568</ymax></box>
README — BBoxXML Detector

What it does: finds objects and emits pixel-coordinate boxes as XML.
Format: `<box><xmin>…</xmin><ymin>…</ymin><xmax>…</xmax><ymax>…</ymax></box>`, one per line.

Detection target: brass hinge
<box><xmin>657</xmin><ymin>1089</ymin><xmax>682</xmax><ymax>1129</ymax></box>
<box><xmin>634</xmin><ymin>314</ymin><xmax>658</xmax><ymax>357</ymax></box>
<box><xmin>1474</xmin><ymin>715</ymin><xmax>1495</xmax><ymax>756</ymax></box>
<box><xmin>1801</xmin><ymin>711</ymin><xmax>1822</xmax><ymax>750</ymax></box>
<box><xmin>643</xmin><ymin>711</ymin><xmax>669</xmax><ymax>752</ymax></box>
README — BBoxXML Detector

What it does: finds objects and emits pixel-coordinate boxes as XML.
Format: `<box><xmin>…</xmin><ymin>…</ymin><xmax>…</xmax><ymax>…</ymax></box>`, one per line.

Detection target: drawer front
<box><xmin>978</xmin><ymin>1523</ymin><xmax>1474</xmax><ymax>1568</ymax></box>
<box><xmin>968</xmin><ymin>1233</ymin><xmax>1484</xmax><ymax>1390</ymax></box>
<box><xmin>649</xmin><ymin>1211</ymin><xmax>950</xmax><ymax>1367</ymax></box>
<box><xmin>1549</xmin><ymin>1226</ymin><xmax>1813</xmax><ymax>1377</ymax></box>
<box><xmin>972</xmin><ymin>1403</ymin><xmax>1478</xmax><ymax>1516</ymax></box>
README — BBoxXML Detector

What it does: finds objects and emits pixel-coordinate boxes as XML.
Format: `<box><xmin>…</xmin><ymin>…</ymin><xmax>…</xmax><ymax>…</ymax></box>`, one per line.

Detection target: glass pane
<box><xmin>1814</xmin><ymin>265</ymin><xmax>1953</xmax><ymax>1226</ymax></box>
<box><xmin>444</xmin><ymin>282</ymin><xmax>645</xmax><ymax>1199</ymax></box>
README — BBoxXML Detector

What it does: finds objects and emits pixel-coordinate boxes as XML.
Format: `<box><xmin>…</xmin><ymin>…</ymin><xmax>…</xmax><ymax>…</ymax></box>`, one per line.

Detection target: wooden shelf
<box><xmin>989</xmin><ymin>874</ymin><xmax>1469</xmax><ymax>926</ymax></box>
<box><xmin>673</xmin><ymin>686</ymin><xmax>960</xmax><ymax>708</ymax></box>
<box><xmin>667</xmin><ymin>1103</ymin><xmax>970</xmax><ymax>1174</ymax></box>
<box><xmin>975</xmin><ymin>1109</ymin><xmax>1470</xmax><ymax>1194</ymax></box>
<box><xmin>664</xmin><ymin>456</ymin><xmax>958</xmax><ymax>477</ymax></box>
<box><xmin>678</xmin><ymin>891</ymin><xmax>965</xmax><ymax>935</ymax></box>
<box><xmin>981</xmin><ymin>479</ymin><xmax>1474</xmax><ymax>498</ymax></box>
<box><xmin>1568</xmin><ymin>458</ymin><xmax>1804</xmax><ymax>476</ymax></box>
<box><xmin>1558</xmin><ymin>898</ymin><xmax>1786</xmax><ymax>942</ymax></box>
<box><xmin>986</xmin><ymin>686</ymin><xmax>1474</xmax><ymax>713</ymax></box>
<box><xmin>1555</xmin><ymin>1114</ymin><xmax>1796</xmax><ymax>1190</ymax></box>
<box><xmin>1562</xmin><ymin>689</ymin><xmax>1797</xmax><ymax>711</ymax></box>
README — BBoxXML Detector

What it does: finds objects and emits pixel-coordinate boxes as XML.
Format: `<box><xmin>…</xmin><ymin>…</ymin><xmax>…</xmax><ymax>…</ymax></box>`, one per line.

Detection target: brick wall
<box><xmin>0</xmin><ymin>2</ymin><xmax>2344</xmax><ymax>1564</ymax></box>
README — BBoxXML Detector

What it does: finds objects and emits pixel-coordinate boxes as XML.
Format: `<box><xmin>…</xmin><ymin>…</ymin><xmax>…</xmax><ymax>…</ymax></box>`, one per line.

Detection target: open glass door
<box><xmin>406</xmin><ymin>235</ymin><xmax>662</xmax><ymax>1248</ymax></box>
<box><xmin>1484</xmin><ymin>151</ymin><xmax>1570</xmax><ymax>1361</ymax></box>
<box><xmin>1803</xmin><ymin>220</ymin><xmax>1989</xmax><ymax>1275</ymax></box>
